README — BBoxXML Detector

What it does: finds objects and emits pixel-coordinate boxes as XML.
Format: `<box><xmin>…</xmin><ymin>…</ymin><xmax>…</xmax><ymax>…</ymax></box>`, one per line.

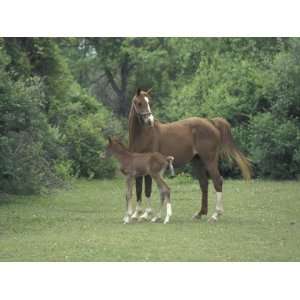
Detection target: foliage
<box><xmin>1</xmin><ymin>37</ymin><xmax>300</xmax><ymax>195</ymax></box>
<box><xmin>0</xmin><ymin>72</ymin><xmax>66</xmax><ymax>194</ymax></box>
<box><xmin>249</xmin><ymin>113</ymin><xmax>300</xmax><ymax>179</ymax></box>
<box><xmin>0</xmin><ymin>38</ymin><xmax>122</xmax><ymax>195</ymax></box>
<box><xmin>62</xmin><ymin>111</ymin><xmax>118</xmax><ymax>179</ymax></box>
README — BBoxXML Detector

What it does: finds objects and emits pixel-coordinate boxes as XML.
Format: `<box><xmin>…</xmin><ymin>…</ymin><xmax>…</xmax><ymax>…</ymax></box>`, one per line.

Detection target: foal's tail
<box><xmin>211</xmin><ymin>117</ymin><xmax>252</xmax><ymax>180</ymax></box>
<box><xmin>166</xmin><ymin>156</ymin><xmax>175</xmax><ymax>177</ymax></box>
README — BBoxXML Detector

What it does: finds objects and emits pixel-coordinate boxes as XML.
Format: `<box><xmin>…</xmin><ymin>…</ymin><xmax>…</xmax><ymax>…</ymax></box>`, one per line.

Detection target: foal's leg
<box><xmin>123</xmin><ymin>176</ymin><xmax>134</xmax><ymax>224</ymax></box>
<box><xmin>151</xmin><ymin>175</ymin><xmax>172</xmax><ymax>224</ymax></box>
<box><xmin>163</xmin><ymin>182</ymin><xmax>172</xmax><ymax>225</ymax></box>
<box><xmin>205</xmin><ymin>158</ymin><xmax>224</xmax><ymax>223</ymax></box>
<box><xmin>131</xmin><ymin>176</ymin><xmax>143</xmax><ymax>220</ymax></box>
<box><xmin>191</xmin><ymin>157</ymin><xmax>209</xmax><ymax>219</ymax></box>
<box><xmin>139</xmin><ymin>175</ymin><xmax>153</xmax><ymax>221</ymax></box>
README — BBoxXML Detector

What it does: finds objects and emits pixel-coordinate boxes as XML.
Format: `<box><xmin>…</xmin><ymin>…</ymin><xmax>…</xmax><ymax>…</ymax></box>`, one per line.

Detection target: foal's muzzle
<box><xmin>100</xmin><ymin>150</ymin><xmax>111</xmax><ymax>159</ymax></box>
<box><xmin>99</xmin><ymin>152</ymin><xmax>106</xmax><ymax>159</ymax></box>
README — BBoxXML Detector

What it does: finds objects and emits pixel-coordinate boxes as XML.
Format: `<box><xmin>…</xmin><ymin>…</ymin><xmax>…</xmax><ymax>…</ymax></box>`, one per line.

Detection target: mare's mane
<box><xmin>128</xmin><ymin>102</ymin><xmax>140</xmax><ymax>151</ymax></box>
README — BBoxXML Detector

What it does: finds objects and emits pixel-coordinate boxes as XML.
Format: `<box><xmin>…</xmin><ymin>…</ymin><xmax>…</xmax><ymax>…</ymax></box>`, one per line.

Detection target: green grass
<box><xmin>0</xmin><ymin>176</ymin><xmax>299</xmax><ymax>261</ymax></box>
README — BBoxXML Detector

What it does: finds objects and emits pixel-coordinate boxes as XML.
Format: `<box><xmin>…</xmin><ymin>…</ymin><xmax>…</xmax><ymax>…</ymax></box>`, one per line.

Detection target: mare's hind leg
<box><xmin>205</xmin><ymin>158</ymin><xmax>224</xmax><ymax>223</ymax></box>
<box><xmin>131</xmin><ymin>176</ymin><xmax>143</xmax><ymax>220</ymax></box>
<box><xmin>191</xmin><ymin>156</ymin><xmax>209</xmax><ymax>220</ymax></box>
<box><xmin>139</xmin><ymin>175</ymin><xmax>153</xmax><ymax>221</ymax></box>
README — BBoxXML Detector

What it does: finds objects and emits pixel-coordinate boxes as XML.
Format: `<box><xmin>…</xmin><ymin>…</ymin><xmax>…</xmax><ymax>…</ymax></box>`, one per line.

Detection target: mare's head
<box><xmin>131</xmin><ymin>88</ymin><xmax>154</xmax><ymax>128</ymax></box>
<box><xmin>100</xmin><ymin>137</ymin><xmax>128</xmax><ymax>159</ymax></box>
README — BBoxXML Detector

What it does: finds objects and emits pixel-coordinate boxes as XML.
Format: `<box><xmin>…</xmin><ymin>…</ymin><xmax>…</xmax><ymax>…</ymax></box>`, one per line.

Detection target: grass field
<box><xmin>0</xmin><ymin>176</ymin><xmax>299</xmax><ymax>261</ymax></box>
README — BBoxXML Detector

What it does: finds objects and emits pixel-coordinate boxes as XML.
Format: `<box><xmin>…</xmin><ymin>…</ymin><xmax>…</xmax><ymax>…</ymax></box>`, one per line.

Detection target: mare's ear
<box><xmin>146</xmin><ymin>88</ymin><xmax>152</xmax><ymax>95</ymax></box>
<box><xmin>136</xmin><ymin>88</ymin><xmax>142</xmax><ymax>96</ymax></box>
<box><xmin>107</xmin><ymin>136</ymin><xmax>112</xmax><ymax>144</ymax></box>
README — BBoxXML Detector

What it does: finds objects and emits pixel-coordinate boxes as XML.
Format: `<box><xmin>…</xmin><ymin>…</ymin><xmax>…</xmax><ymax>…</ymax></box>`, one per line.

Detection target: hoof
<box><xmin>138</xmin><ymin>216</ymin><xmax>148</xmax><ymax>222</ymax></box>
<box><xmin>163</xmin><ymin>218</ymin><xmax>170</xmax><ymax>224</ymax></box>
<box><xmin>131</xmin><ymin>211</ymin><xmax>142</xmax><ymax>220</ymax></box>
<box><xmin>123</xmin><ymin>216</ymin><xmax>131</xmax><ymax>224</ymax></box>
<box><xmin>208</xmin><ymin>216</ymin><xmax>218</xmax><ymax>224</ymax></box>
<box><xmin>138</xmin><ymin>211</ymin><xmax>152</xmax><ymax>222</ymax></box>
<box><xmin>151</xmin><ymin>216</ymin><xmax>162</xmax><ymax>223</ymax></box>
<box><xmin>192</xmin><ymin>212</ymin><xmax>202</xmax><ymax>220</ymax></box>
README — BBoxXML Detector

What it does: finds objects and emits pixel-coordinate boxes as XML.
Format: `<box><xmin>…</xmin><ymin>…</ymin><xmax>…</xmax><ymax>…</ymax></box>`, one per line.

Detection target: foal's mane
<box><xmin>110</xmin><ymin>137</ymin><xmax>129</xmax><ymax>152</ymax></box>
<box><xmin>115</xmin><ymin>139</ymin><xmax>129</xmax><ymax>152</ymax></box>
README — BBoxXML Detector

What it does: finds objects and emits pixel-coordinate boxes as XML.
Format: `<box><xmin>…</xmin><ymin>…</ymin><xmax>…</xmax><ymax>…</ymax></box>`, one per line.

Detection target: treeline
<box><xmin>0</xmin><ymin>38</ymin><xmax>122</xmax><ymax>194</ymax></box>
<box><xmin>1</xmin><ymin>38</ymin><xmax>300</xmax><ymax>194</ymax></box>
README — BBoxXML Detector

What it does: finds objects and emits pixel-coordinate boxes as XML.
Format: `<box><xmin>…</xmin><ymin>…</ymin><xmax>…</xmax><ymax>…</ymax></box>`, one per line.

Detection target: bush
<box><xmin>0</xmin><ymin>133</ymin><xmax>65</xmax><ymax>194</ymax></box>
<box><xmin>0</xmin><ymin>38</ymin><xmax>124</xmax><ymax>194</ymax></box>
<box><xmin>63</xmin><ymin>111</ymin><xmax>119</xmax><ymax>179</ymax></box>
<box><xmin>249</xmin><ymin>113</ymin><xmax>300</xmax><ymax>179</ymax></box>
<box><xmin>0</xmin><ymin>76</ymin><xmax>67</xmax><ymax>194</ymax></box>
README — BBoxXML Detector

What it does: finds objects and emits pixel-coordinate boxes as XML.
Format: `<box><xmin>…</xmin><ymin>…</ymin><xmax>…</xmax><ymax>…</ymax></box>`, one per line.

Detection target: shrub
<box><xmin>0</xmin><ymin>133</ymin><xmax>64</xmax><ymax>194</ymax></box>
<box><xmin>63</xmin><ymin>112</ymin><xmax>119</xmax><ymax>179</ymax></box>
<box><xmin>0</xmin><ymin>77</ymin><xmax>67</xmax><ymax>194</ymax></box>
<box><xmin>0</xmin><ymin>42</ymin><xmax>70</xmax><ymax>194</ymax></box>
<box><xmin>249</xmin><ymin>113</ymin><xmax>300</xmax><ymax>179</ymax></box>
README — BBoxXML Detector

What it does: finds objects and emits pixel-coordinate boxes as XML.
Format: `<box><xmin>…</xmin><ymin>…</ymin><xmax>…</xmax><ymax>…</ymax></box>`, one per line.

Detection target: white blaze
<box><xmin>144</xmin><ymin>97</ymin><xmax>151</xmax><ymax>111</ymax></box>
<box><xmin>144</xmin><ymin>96</ymin><xmax>154</xmax><ymax>126</ymax></box>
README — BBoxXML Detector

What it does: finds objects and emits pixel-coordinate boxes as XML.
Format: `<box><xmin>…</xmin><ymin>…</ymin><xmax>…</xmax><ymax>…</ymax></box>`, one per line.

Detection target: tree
<box><xmin>68</xmin><ymin>38</ymin><xmax>169</xmax><ymax>117</ymax></box>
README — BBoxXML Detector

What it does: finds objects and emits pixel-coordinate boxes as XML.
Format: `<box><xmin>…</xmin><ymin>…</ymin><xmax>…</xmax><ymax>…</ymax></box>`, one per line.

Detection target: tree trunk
<box><xmin>104</xmin><ymin>55</ymin><xmax>132</xmax><ymax>117</ymax></box>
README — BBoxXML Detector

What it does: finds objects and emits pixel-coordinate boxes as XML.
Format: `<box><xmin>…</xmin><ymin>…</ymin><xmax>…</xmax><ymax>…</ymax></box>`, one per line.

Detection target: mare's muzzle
<box><xmin>138</xmin><ymin>112</ymin><xmax>154</xmax><ymax>127</ymax></box>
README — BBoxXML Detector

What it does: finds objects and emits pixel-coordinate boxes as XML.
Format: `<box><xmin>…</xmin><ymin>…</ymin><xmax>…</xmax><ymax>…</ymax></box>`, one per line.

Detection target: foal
<box><xmin>102</xmin><ymin>137</ymin><xmax>174</xmax><ymax>224</ymax></box>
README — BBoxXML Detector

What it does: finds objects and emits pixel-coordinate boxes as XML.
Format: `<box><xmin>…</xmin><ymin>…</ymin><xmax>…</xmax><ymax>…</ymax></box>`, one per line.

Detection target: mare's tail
<box><xmin>211</xmin><ymin>117</ymin><xmax>252</xmax><ymax>180</ymax></box>
<box><xmin>166</xmin><ymin>156</ymin><xmax>175</xmax><ymax>177</ymax></box>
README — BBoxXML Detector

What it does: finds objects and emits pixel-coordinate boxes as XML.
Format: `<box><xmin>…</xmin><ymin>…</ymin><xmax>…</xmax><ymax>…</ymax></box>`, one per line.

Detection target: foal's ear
<box><xmin>136</xmin><ymin>88</ymin><xmax>142</xmax><ymax>96</ymax></box>
<box><xmin>146</xmin><ymin>88</ymin><xmax>152</xmax><ymax>95</ymax></box>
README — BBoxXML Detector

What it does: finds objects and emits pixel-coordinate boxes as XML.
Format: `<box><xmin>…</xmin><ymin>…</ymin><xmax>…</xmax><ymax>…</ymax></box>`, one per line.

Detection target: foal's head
<box><xmin>100</xmin><ymin>137</ymin><xmax>128</xmax><ymax>159</ymax></box>
<box><xmin>132</xmin><ymin>88</ymin><xmax>154</xmax><ymax>128</ymax></box>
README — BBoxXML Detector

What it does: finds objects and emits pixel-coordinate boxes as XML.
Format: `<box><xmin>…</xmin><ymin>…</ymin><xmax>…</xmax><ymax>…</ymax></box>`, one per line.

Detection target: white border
<box><xmin>1</xmin><ymin>0</ymin><xmax>300</xmax><ymax>36</ymax></box>
<box><xmin>0</xmin><ymin>263</ymin><xmax>299</xmax><ymax>300</ymax></box>
<box><xmin>1</xmin><ymin>1</ymin><xmax>299</xmax><ymax>299</ymax></box>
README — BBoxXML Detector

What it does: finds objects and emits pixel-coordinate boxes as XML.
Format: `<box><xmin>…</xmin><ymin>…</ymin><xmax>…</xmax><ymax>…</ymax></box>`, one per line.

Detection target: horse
<box><xmin>102</xmin><ymin>137</ymin><xmax>175</xmax><ymax>224</ymax></box>
<box><xmin>128</xmin><ymin>88</ymin><xmax>252</xmax><ymax>223</ymax></box>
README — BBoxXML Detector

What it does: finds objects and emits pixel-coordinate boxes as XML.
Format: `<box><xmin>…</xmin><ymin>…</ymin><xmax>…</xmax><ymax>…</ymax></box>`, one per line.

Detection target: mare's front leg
<box><xmin>123</xmin><ymin>176</ymin><xmax>134</xmax><ymax>224</ymax></box>
<box><xmin>131</xmin><ymin>176</ymin><xmax>143</xmax><ymax>220</ymax></box>
<box><xmin>139</xmin><ymin>175</ymin><xmax>153</xmax><ymax>221</ymax></box>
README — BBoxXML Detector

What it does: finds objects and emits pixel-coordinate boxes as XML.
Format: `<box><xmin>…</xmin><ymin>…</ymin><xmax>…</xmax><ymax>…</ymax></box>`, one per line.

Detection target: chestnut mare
<box><xmin>129</xmin><ymin>89</ymin><xmax>251</xmax><ymax>223</ymax></box>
